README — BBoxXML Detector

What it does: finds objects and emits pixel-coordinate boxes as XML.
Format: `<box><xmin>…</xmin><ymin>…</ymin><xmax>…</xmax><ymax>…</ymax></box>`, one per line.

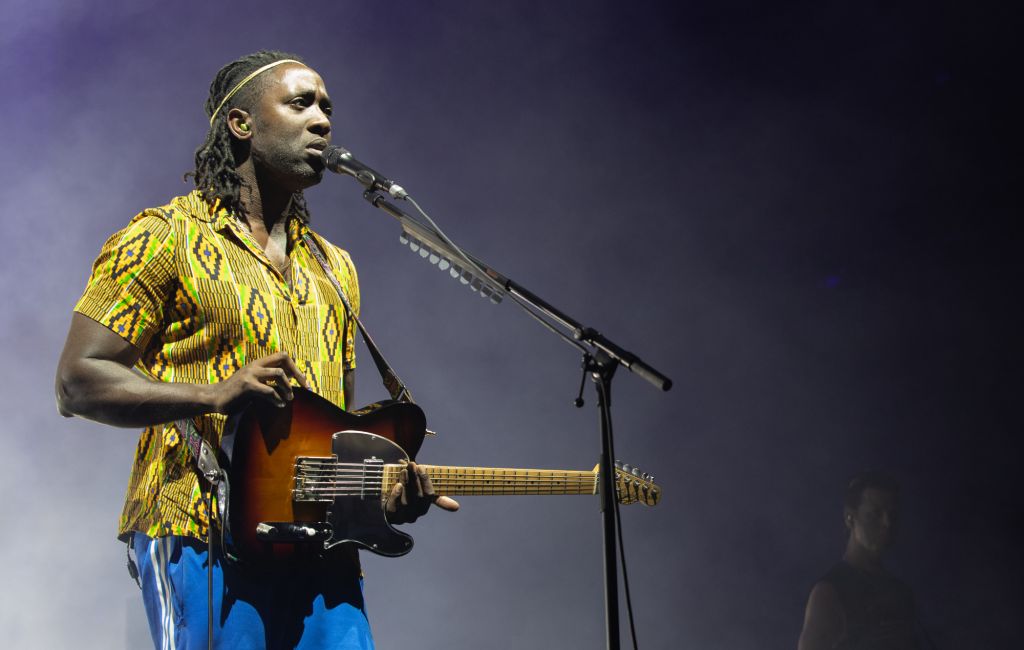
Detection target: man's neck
<box><xmin>235</xmin><ymin>163</ymin><xmax>294</xmax><ymax>235</ymax></box>
<box><xmin>843</xmin><ymin>540</ymin><xmax>884</xmax><ymax>574</ymax></box>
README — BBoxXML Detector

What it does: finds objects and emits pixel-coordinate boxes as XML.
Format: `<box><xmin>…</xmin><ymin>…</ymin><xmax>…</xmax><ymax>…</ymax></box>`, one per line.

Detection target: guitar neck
<box><xmin>383</xmin><ymin>464</ymin><xmax>598</xmax><ymax>497</ymax></box>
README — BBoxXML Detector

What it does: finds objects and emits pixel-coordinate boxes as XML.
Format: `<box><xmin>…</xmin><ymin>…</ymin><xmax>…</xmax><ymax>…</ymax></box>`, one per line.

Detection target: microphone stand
<box><xmin>361</xmin><ymin>190</ymin><xmax>672</xmax><ymax>650</ymax></box>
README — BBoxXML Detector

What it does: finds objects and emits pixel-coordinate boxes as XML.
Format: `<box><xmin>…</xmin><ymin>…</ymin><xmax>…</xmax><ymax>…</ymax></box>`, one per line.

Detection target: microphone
<box><xmin>321</xmin><ymin>145</ymin><xmax>407</xmax><ymax>199</ymax></box>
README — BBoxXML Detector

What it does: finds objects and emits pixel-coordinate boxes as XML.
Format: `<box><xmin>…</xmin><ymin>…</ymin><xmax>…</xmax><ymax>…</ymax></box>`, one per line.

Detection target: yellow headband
<box><xmin>209</xmin><ymin>59</ymin><xmax>303</xmax><ymax>127</ymax></box>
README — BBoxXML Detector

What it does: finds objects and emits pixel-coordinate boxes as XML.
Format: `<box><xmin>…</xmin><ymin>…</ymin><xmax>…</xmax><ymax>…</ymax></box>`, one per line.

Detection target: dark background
<box><xmin>0</xmin><ymin>1</ymin><xmax>1018</xmax><ymax>647</ymax></box>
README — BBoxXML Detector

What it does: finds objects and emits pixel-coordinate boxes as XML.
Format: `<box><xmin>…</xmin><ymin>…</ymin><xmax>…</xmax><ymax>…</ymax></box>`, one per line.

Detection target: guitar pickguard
<box><xmin>322</xmin><ymin>430</ymin><xmax>414</xmax><ymax>556</ymax></box>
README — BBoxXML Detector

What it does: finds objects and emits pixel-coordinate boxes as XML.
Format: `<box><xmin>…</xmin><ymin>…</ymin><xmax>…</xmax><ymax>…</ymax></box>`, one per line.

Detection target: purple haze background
<box><xmin>0</xmin><ymin>1</ymin><xmax>1018</xmax><ymax>648</ymax></box>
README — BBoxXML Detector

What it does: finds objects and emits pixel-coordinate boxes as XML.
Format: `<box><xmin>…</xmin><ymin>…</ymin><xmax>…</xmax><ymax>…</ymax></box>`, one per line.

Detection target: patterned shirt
<box><xmin>74</xmin><ymin>190</ymin><xmax>359</xmax><ymax>542</ymax></box>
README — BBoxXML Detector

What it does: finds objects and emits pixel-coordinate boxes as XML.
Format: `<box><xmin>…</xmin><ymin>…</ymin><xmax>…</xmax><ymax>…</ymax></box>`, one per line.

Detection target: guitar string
<box><xmin>299</xmin><ymin>479</ymin><xmax>601</xmax><ymax>485</ymax></box>
<box><xmin>296</xmin><ymin>460</ymin><xmax>605</xmax><ymax>471</ymax></box>
<box><xmin>295</xmin><ymin>476</ymin><xmax>648</xmax><ymax>488</ymax></box>
<box><xmin>296</xmin><ymin>476</ymin><xmax>611</xmax><ymax>484</ymax></box>
<box><xmin>296</xmin><ymin>471</ymin><xmax>601</xmax><ymax>479</ymax></box>
<box><xmin>298</xmin><ymin>483</ymin><xmax>652</xmax><ymax>498</ymax></box>
<box><xmin>296</xmin><ymin>468</ymin><xmax>615</xmax><ymax>478</ymax></box>
<box><xmin>292</xmin><ymin>490</ymin><xmax>649</xmax><ymax>501</ymax></box>
<box><xmin>300</xmin><ymin>491</ymin><xmax>604</xmax><ymax>496</ymax></box>
<box><xmin>299</xmin><ymin>481</ymin><xmax>603</xmax><ymax>486</ymax></box>
<box><xmin>296</xmin><ymin>474</ymin><xmax>608</xmax><ymax>483</ymax></box>
<box><xmin>295</xmin><ymin>477</ymin><xmax>609</xmax><ymax>484</ymax></box>
<box><xmin>297</xmin><ymin>462</ymin><xmax>635</xmax><ymax>473</ymax></box>
<box><xmin>297</xmin><ymin>482</ymin><xmax>650</xmax><ymax>493</ymax></box>
<box><xmin>294</xmin><ymin>472</ymin><xmax>647</xmax><ymax>487</ymax></box>
<box><xmin>297</xmin><ymin>463</ymin><xmax>601</xmax><ymax>477</ymax></box>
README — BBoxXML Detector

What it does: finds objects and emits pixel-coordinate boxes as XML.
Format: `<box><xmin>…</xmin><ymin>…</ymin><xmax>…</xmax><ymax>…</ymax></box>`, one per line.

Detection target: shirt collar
<box><xmin>188</xmin><ymin>189</ymin><xmax>311</xmax><ymax>242</ymax></box>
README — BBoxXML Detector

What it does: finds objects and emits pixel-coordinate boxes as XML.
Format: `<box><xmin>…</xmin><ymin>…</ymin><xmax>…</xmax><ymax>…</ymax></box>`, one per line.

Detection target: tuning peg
<box><xmin>399</xmin><ymin>233</ymin><xmax>409</xmax><ymax>245</ymax></box>
<box><xmin>621</xmin><ymin>463</ymin><xmax>632</xmax><ymax>475</ymax></box>
<box><xmin>428</xmin><ymin>252</ymin><xmax>440</xmax><ymax>265</ymax></box>
<box><xmin>614</xmin><ymin>460</ymin><xmax>622</xmax><ymax>470</ymax></box>
<box><xmin>631</xmin><ymin>467</ymin><xmax>642</xmax><ymax>477</ymax></box>
<box><xmin>438</xmin><ymin>258</ymin><xmax>450</xmax><ymax>271</ymax></box>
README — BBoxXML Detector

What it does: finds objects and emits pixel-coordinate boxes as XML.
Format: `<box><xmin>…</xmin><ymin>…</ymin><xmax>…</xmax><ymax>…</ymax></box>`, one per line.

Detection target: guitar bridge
<box><xmin>292</xmin><ymin>455</ymin><xmax>338</xmax><ymax>502</ymax></box>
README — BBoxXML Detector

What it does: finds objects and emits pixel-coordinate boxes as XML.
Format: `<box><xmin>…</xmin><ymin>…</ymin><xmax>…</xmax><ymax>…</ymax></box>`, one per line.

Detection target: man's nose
<box><xmin>310</xmin><ymin>110</ymin><xmax>331</xmax><ymax>136</ymax></box>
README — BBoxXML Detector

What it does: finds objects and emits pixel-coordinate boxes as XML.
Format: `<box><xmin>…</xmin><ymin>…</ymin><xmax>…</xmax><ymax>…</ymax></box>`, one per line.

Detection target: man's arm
<box><xmin>56</xmin><ymin>313</ymin><xmax>308</xmax><ymax>427</ymax></box>
<box><xmin>798</xmin><ymin>581</ymin><xmax>844</xmax><ymax>650</ymax></box>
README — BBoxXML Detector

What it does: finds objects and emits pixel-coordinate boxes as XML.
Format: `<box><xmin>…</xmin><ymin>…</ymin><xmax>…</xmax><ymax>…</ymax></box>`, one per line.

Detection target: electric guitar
<box><xmin>219</xmin><ymin>388</ymin><xmax>660</xmax><ymax>564</ymax></box>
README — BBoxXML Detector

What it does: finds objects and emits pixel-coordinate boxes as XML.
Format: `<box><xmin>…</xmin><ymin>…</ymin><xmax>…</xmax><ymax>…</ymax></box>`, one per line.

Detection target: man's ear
<box><xmin>226</xmin><ymin>108</ymin><xmax>253</xmax><ymax>140</ymax></box>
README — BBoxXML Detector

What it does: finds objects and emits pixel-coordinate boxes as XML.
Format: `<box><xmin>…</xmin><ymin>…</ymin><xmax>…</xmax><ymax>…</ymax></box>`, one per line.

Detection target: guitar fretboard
<box><xmin>382</xmin><ymin>465</ymin><xmax>598</xmax><ymax>497</ymax></box>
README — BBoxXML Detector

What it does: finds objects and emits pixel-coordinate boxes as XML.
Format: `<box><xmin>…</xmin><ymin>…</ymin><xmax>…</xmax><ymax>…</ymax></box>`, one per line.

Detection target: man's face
<box><xmin>847</xmin><ymin>487</ymin><xmax>899</xmax><ymax>553</ymax></box>
<box><xmin>247</xmin><ymin>63</ymin><xmax>333</xmax><ymax>192</ymax></box>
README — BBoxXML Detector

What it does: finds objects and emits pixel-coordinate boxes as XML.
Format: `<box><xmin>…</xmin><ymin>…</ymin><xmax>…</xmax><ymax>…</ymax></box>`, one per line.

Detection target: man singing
<box><xmin>55</xmin><ymin>50</ymin><xmax>457</xmax><ymax>649</ymax></box>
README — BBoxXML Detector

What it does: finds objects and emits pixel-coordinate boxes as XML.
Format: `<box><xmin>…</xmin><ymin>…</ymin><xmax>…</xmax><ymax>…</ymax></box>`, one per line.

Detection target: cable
<box><xmin>207</xmin><ymin>488</ymin><xmax>215</xmax><ymax>650</ymax></box>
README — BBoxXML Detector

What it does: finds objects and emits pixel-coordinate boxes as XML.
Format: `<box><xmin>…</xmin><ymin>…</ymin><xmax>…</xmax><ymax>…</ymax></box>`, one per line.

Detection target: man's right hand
<box><xmin>209</xmin><ymin>352</ymin><xmax>311</xmax><ymax>414</ymax></box>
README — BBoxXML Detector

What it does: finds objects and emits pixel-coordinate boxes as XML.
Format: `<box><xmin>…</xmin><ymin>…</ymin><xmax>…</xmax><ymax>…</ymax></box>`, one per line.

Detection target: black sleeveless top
<box><xmin>821</xmin><ymin>561</ymin><xmax>920</xmax><ymax>650</ymax></box>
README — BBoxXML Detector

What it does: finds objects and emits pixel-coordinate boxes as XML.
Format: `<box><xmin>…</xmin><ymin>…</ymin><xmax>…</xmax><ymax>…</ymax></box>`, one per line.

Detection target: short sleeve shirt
<box><xmin>74</xmin><ymin>190</ymin><xmax>359</xmax><ymax>541</ymax></box>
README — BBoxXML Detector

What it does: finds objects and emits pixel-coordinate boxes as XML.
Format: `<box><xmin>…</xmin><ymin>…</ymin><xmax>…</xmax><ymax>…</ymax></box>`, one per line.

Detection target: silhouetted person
<box><xmin>798</xmin><ymin>471</ymin><xmax>921</xmax><ymax>650</ymax></box>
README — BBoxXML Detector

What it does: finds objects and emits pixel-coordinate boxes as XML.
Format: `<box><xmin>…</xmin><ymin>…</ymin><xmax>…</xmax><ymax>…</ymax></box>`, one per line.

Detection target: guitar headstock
<box><xmin>595</xmin><ymin>461</ymin><xmax>661</xmax><ymax>506</ymax></box>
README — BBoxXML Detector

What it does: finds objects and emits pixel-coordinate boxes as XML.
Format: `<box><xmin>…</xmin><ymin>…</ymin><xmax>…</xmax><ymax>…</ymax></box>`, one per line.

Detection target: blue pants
<box><xmin>134</xmin><ymin>533</ymin><xmax>374</xmax><ymax>650</ymax></box>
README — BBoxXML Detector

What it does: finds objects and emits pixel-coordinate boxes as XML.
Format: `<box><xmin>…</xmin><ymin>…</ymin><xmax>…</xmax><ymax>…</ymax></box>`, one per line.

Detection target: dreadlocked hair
<box><xmin>185</xmin><ymin>50</ymin><xmax>312</xmax><ymax>221</ymax></box>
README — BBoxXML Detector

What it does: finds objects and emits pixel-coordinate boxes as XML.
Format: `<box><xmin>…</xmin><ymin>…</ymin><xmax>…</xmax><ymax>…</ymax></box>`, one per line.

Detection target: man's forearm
<box><xmin>56</xmin><ymin>357</ymin><xmax>216</xmax><ymax>428</ymax></box>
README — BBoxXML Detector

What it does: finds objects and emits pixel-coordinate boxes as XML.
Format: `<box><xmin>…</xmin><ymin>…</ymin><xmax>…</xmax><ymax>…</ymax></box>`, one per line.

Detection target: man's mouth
<box><xmin>305</xmin><ymin>139</ymin><xmax>328</xmax><ymax>153</ymax></box>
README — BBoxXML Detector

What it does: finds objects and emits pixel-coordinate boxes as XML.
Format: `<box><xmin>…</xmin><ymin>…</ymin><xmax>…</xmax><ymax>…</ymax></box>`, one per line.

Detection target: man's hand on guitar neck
<box><xmin>385</xmin><ymin>461</ymin><xmax>460</xmax><ymax>524</ymax></box>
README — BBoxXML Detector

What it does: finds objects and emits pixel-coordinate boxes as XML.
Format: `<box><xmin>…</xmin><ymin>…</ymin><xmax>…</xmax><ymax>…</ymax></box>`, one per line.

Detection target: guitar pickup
<box><xmin>255</xmin><ymin>521</ymin><xmax>332</xmax><ymax>543</ymax></box>
<box><xmin>293</xmin><ymin>455</ymin><xmax>338</xmax><ymax>502</ymax></box>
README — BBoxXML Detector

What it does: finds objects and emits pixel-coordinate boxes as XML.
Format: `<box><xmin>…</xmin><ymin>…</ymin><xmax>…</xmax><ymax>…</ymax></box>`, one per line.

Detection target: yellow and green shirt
<box><xmin>74</xmin><ymin>190</ymin><xmax>359</xmax><ymax>542</ymax></box>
